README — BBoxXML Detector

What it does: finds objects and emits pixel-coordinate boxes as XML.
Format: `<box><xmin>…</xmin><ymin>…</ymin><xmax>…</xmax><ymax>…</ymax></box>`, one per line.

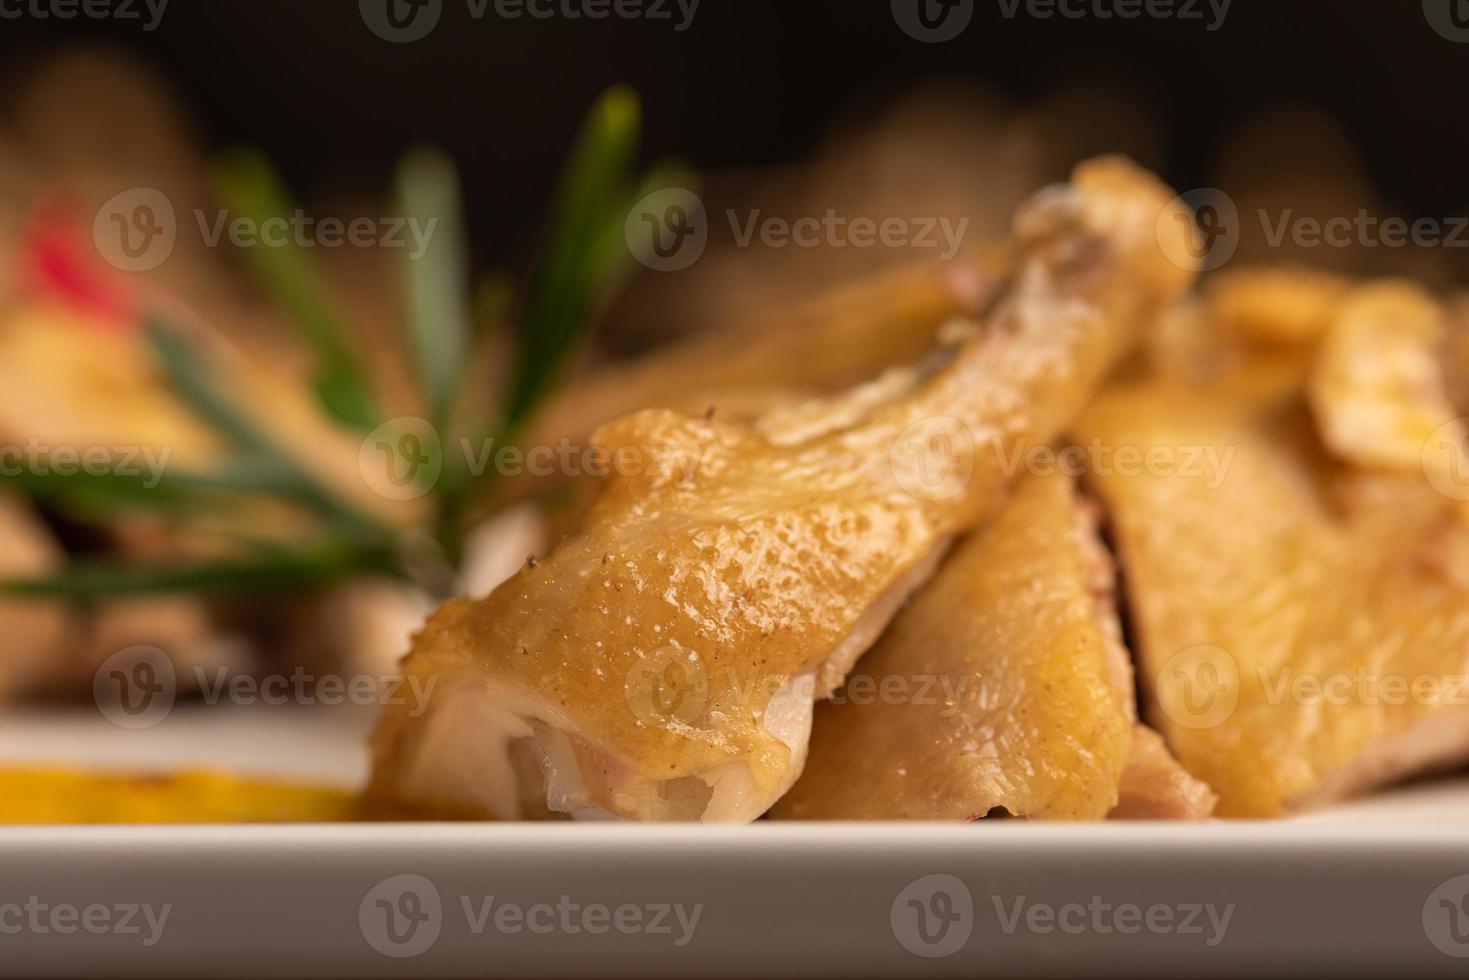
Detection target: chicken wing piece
<box><xmin>367</xmin><ymin>157</ymin><xmax>1194</xmax><ymax>823</ymax></box>
<box><xmin>503</xmin><ymin>255</ymin><xmax>1003</xmax><ymax>506</ymax></box>
<box><xmin>1079</xmin><ymin>369</ymin><xmax>1469</xmax><ymax>817</ymax></box>
<box><xmin>772</xmin><ymin>470</ymin><xmax>1135</xmax><ymax>821</ymax></box>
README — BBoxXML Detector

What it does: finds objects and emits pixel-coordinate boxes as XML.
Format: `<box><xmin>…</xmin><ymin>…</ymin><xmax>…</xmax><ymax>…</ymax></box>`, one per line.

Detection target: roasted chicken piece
<box><xmin>773</xmin><ymin>471</ymin><xmax>1134</xmax><ymax>820</ymax></box>
<box><xmin>367</xmin><ymin>157</ymin><xmax>1195</xmax><ymax>822</ymax></box>
<box><xmin>512</xmin><ymin>255</ymin><xmax>1002</xmax><ymax>492</ymax></box>
<box><xmin>774</xmin><ymin>470</ymin><xmax>1211</xmax><ymax>821</ymax></box>
<box><xmin>1080</xmin><ymin>283</ymin><xmax>1469</xmax><ymax>815</ymax></box>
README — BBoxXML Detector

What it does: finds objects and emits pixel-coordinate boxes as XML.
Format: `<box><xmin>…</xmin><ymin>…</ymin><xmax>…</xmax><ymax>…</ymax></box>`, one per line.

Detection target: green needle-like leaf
<box><xmin>143</xmin><ymin>318</ymin><xmax>395</xmax><ymax>543</ymax></box>
<box><xmin>212</xmin><ymin>147</ymin><xmax>380</xmax><ymax>431</ymax></box>
<box><xmin>0</xmin><ymin>546</ymin><xmax>399</xmax><ymax>598</ymax></box>
<box><xmin>397</xmin><ymin>146</ymin><xmax>471</xmax><ymax>431</ymax></box>
<box><xmin>506</xmin><ymin>85</ymin><xmax>642</xmax><ymax>427</ymax></box>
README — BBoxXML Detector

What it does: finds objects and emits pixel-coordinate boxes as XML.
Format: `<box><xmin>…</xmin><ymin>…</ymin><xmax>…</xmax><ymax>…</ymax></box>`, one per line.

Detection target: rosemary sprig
<box><xmin>212</xmin><ymin>148</ymin><xmax>380</xmax><ymax>431</ymax></box>
<box><xmin>506</xmin><ymin>85</ymin><xmax>642</xmax><ymax>428</ymax></box>
<box><xmin>0</xmin><ymin>86</ymin><xmax>668</xmax><ymax>603</ymax></box>
<box><xmin>143</xmin><ymin>318</ymin><xmax>396</xmax><ymax>545</ymax></box>
<box><xmin>0</xmin><ymin>545</ymin><xmax>399</xmax><ymax>598</ymax></box>
<box><xmin>397</xmin><ymin>147</ymin><xmax>472</xmax><ymax>434</ymax></box>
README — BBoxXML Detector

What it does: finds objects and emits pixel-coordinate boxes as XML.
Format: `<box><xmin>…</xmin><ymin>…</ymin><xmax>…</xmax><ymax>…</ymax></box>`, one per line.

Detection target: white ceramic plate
<box><xmin>3</xmin><ymin>705</ymin><xmax>1468</xmax><ymax>978</ymax></box>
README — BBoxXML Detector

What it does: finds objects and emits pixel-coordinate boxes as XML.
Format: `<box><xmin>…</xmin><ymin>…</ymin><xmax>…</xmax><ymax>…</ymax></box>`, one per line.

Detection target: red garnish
<box><xmin>20</xmin><ymin>201</ymin><xmax>139</xmax><ymax>329</ymax></box>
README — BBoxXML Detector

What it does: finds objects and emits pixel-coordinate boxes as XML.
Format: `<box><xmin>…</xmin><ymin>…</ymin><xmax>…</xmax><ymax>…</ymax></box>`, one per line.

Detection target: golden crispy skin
<box><xmin>1079</xmin><ymin>375</ymin><xmax>1469</xmax><ymax>817</ymax></box>
<box><xmin>368</xmin><ymin>158</ymin><xmax>1194</xmax><ymax>822</ymax></box>
<box><xmin>772</xmin><ymin>471</ymin><xmax>1134</xmax><ymax>821</ymax></box>
<box><xmin>527</xmin><ymin>256</ymin><xmax>1003</xmax><ymax>445</ymax></box>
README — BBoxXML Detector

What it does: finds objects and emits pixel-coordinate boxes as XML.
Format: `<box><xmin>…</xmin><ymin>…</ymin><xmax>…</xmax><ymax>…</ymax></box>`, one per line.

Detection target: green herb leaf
<box><xmin>143</xmin><ymin>318</ymin><xmax>394</xmax><ymax>543</ymax></box>
<box><xmin>397</xmin><ymin>147</ymin><xmax>472</xmax><ymax>431</ymax></box>
<box><xmin>506</xmin><ymin>85</ymin><xmax>642</xmax><ymax>427</ymax></box>
<box><xmin>0</xmin><ymin>545</ymin><xmax>398</xmax><ymax>598</ymax></box>
<box><xmin>212</xmin><ymin>147</ymin><xmax>380</xmax><ymax>431</ymax></box>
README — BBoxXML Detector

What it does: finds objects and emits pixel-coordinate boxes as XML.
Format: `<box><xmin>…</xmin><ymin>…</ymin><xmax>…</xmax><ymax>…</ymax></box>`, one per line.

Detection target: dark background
<box><xmin>0</xmin><ymin>0</ymin><xmax>1462</xmax><ymax>265</ymax></box>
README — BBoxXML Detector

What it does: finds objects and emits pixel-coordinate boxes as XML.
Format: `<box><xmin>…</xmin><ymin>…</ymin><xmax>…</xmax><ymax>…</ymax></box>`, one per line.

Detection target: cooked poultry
<box><xmin>1110</xmin><ymin>725</ymin><xmax>1217</xmax><ymax>820</ymax></box>
<box><xmin>1079</xmin><ymin>283</ymin><xmax>1469</xmax><ymax>815</ymax></box>
<box><xmin>1307</xmin><ymin>282</ymin><xmax>1465</xmax><ymax>474</ymax></box>
<box><xmin>366</xmin><ymin>157</ymin><xmax>1196</xmax><ymax>822</ymax></box>
<box><xmin>774</xmin><ymin>470</ymin><xmax>1212</xmax><ymax>821</ymax></box>
<box><xmin>516</xmin><ymin>254</ymin><xmax>1002</xmax><ymax>481</ymax></box>
<box><xmin>772</xmin><ymin>470</ymin><xmax>1135</xmax><ymax>820</ymax></box>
